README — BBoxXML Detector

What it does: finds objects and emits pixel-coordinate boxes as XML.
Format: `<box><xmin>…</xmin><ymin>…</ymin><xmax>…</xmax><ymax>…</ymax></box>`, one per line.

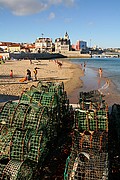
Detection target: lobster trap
<box><xmin>64</xmin><ymin>130</ymin><xmax>108</xmax><ymax>180</ymax></box>
<box><xmin>64</xmin><ymin>90</ymin><xmax>109</xmax><ymax>180</ymax></box>
<box><xmin>1</xmin><ymin>159</ymin><xmax>36</xmax><ymax>180</ymax></box>
<box><xmin>0</xmin><ymin>81</ymin><xmax>71</xmax><ymax>179</ymax></box>
<box><xmin>79</xmin><ymin>90</ymin><xmax>108</xmax><ymax>111</ymax></box>
<box><xmin>74</xmin><ymin>108</ymin><xmax>108</xmax><ymax>132</ymax></box>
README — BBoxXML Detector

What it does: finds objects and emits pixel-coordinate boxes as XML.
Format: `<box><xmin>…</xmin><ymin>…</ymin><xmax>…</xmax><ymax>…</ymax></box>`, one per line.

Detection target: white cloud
<box><xmin>0</xmin><ymin>0</ymin><xmax>48</xmax><ymax>16</ymax></box>
<box><xmin>48</xmin><ymin>12</ymin><xmax>55</xmax><ymax>20</ymax></box>
<box><xmin>0</xmin><ymin>0</ymin><xmax>75</xmax><ymax>16</ymax></box>
<box><xmin>48</xmin><ymin>0</ymin><xmax>75</xmax><ymax>6</ymax></box>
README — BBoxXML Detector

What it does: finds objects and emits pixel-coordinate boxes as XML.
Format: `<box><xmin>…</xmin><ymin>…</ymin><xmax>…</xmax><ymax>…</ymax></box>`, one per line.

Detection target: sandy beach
<box><xmin>0</xmin><ymin>59</ymin><xmax>120</xmax><ymax>107</ymax></box>
<box><xmin>0</xmin><ymin>59</ymin><xmax>84</xmax><ymax>104</ymax></box>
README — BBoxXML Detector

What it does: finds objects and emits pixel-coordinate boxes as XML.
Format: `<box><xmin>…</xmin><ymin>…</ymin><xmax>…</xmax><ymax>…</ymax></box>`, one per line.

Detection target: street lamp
<box><xmin>41</xmin><ymin>33</ymin><xmax>44</xmax><ymax>52</ymax></box>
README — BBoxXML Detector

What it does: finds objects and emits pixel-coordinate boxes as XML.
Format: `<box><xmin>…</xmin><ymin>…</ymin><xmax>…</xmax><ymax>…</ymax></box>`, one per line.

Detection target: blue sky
<box><xmin>0</xmin><ymin>0</ymin><xmax>120</xmax><ymax>48</ymax></box>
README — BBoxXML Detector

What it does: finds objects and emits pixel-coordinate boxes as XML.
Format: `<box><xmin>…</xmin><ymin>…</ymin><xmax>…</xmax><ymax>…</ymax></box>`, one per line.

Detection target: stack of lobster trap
<box><xmin>64</xmin><ymin>90</ymin><xmax>109</xmax><ymax>180</ymax></box>
<box><xmin>0</xmin><ymin>81</ymin><xmax>71</xmax><ymax>179</ymax></box>
<box><xmin>1</xmin><ymin>81</ymin><xmax>119</xmax><ymax>179</ymax></box>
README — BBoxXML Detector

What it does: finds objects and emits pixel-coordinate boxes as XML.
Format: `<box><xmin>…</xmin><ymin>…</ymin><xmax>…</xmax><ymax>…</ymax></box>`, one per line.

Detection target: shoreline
<box><xmin>0</xmin><ymin>59</ymin><xmax>120</xmax><ymax>108</ymax></box>
<box><xmin>73</xmin><ymin>65</ymin><xmax>120</xmax><ymax>107</ymax></box>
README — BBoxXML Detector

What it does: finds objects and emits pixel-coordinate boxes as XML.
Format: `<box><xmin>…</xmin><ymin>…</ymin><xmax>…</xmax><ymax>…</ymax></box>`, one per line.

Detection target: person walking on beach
<box><xmin>99</xmin><ymin>67</ymin><xmax>103</xmax><ymax>78</ymax></box>
<box><xmin>33</xmin><ymin>67</ymin><xmax>38</xmax><ymax>81</ymax></box>
<box><xmin>30</xmin><ymin>59</ymin><xmax>32</xmax><ymax>64</ymax></box>
<box><xmin>57</xmin><ymin>60</ymin><xmax>62</xmax><ymax>68</ymax></box>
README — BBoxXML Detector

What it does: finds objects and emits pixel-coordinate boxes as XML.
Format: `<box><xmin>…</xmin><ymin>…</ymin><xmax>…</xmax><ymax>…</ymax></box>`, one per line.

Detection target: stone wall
<box><xmin>61</xmin><ymin>51</ymin><xmax>91</xmax><ymax>58</ymax></box>
<box><xmin>10</xmin><ymin>52</ymin><xmax>67</xmax><ymax>60</ymax></box>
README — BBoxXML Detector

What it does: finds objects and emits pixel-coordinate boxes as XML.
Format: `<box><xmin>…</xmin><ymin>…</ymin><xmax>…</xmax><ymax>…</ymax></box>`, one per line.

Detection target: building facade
<box><xmin>35</xmin><ymin>38</ymin><xmax>52</xmax><ymax>52</ymax></box>
<box><xmin>0</xmin><ymin>42</ymin><xmax>13</xmax><ymax>52</ymax></box>
<box><xmin>55</xmin><ymin>32</ymin><xmax>71</xmax><ymax>53</ymax></box>
<box><xmin>72</xmin><ymin>40</ymin><xmax>87</xmax><ymax>51</ymax></box>
<box><xmin>7</xmin><ymin>43</ymin><xmax>21</xmax><ymax>52</ymax></box>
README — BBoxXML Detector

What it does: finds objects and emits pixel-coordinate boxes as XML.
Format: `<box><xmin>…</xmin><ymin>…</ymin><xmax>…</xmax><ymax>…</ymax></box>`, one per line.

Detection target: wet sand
<box><xmin>69</xmin><ymin>66</ymin><xmax>120</xmax><ymax>107</ymax></box>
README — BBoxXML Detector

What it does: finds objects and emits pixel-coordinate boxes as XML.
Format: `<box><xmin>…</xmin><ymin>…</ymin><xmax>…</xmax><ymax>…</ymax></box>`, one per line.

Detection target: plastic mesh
<box><xmin>64</xmin><ymin>130</ymin><xmax>108</xmax><ymax>180</ymax></box>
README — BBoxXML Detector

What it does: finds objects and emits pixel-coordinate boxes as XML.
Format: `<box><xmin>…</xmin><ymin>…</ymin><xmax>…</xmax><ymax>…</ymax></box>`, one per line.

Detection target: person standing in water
<box><xmin>99</xmin><ymin>67</ymin><xmax>103</xmax><ymax>78</ymax></box>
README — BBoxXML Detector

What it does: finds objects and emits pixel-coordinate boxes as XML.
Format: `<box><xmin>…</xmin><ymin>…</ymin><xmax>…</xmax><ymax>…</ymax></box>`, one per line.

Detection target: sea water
<box><xmin>69</xmin><ymin>57</ymin><xmax>120</xmax><ymax>93</ymax></box>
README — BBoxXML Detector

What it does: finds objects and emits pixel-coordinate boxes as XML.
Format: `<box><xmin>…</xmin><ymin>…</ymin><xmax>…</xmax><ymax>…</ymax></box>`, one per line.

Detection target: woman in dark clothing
<box><xmin>26</xmin><ymin>69</ymin><xmax>32</xmax><ymax>80</ymax></box>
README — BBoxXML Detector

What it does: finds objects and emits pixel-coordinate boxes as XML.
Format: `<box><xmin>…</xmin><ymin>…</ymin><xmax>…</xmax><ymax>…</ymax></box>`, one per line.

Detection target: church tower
<box><xmin>64</xmin><ymin>31</ymin><xmax>69</xmax><ymax>40</ymax></box>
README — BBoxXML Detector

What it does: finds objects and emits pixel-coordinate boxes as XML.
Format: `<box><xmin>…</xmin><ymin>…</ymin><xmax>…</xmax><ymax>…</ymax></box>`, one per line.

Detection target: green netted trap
<box><xmin>40</xmin><ymin>92</ymin><xmax>58</xmax><ymax>108</ymax></box>
<box><xmin>37</xmin><ymin>81</ymin><xmax>64</xmax><ymax>94</ymax></box>
<box><xmin>64</xmin><ymin>151</ymin><xmax>108</xmax><ymax>180</ymax></box>
<box><xmin>0</xmin><ymin>102</ymin><xmax>51</xmax><ymax>131</ymax></box>
<box><xmin>37</xmin><ymin>81</ymin><xmax>50</xmax><ymax>92</ymax></box>
<box><xmin>0</xmin><ymin>127</ymin><xmax>16</xmax><ymax>159</ymax></box>
<box><xmin>0</xmin><ymin>101</ymin><xmax>17</xmax><ymax>127</ymax></box>
<box><xmin>75</xmin><ymin>108</ymin><xmax>108</xmax><ymax>132</ymax></box>
<box><xmin>24</xmin><ymin>105</ymin><xmax>49</xmax><ymax>131</ymax></box>
<box><xmin>96</xmin><ymin>109</ymin><xmax>108</xmax><ymax>131</ymax></box>
<box><xmin>10</xmin><ymin>128</ymin><xmax>34</xmax><ymax>161</ymax></box>
<box><xmin>27</xmin><ymin>130</ymin><xmax>49</xmax><ymax>163</ymax></box>
<box><xmin>79</xmin><ymin>90</ymin><xmax>101</xmax><ymax>102</ymax></box>
<box><xmin>0</xmin><ymin>81</ymin><xmax>72</xmax><ymax>179</ymax></box>
<box><xmin>64</xmin><ymin>130</ymin><xmax>108</xmax><ymax>180</ymax></box>
<box><xmin>19</xmin><ymin>89</ymin><xmax>42</xmax><ymax>104</ymax></box>
<box><xmin>79</xmin><ymin>90</ymin><xmax>108</xmax><ymax>111</ymax></box>
<box><xmin>11</xmin><ymin>103</ymin><xmax>30</xmax><ymax>128</ymax></box>
<box><xmin>65</xmin><ymin>88</ymin><xmax>109</xmax><ymax>180</ymax></box>
<box><xmin>1</xmin><ymin>159</ymin><xmax>36</xmax><ymax>180</ymax></box>
<box><xmin>19</xmin><ymin>81</ymin><xmax>68</xmax><ymax>109</ymax></box>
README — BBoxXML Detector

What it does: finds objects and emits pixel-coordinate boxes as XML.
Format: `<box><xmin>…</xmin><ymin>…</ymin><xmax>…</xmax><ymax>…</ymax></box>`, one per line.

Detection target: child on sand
<box><xmin>10</xmin><ymin>70</ymin><xmax>13</xmax><ymax>78</ymax></box>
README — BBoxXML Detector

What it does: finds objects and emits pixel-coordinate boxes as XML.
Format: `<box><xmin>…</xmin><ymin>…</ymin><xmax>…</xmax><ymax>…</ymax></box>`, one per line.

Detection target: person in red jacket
<box><xmin>10</xmin><ymin>70</ymin><xmax>13</xmax><ymax>78</ymax></box>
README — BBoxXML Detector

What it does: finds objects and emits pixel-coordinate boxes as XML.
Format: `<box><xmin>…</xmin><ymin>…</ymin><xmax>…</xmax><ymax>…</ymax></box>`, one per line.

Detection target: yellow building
<box><xmin>7</xmin><ymin>43</ymin><xmax>21</xmax><ymax>52</ymax></box>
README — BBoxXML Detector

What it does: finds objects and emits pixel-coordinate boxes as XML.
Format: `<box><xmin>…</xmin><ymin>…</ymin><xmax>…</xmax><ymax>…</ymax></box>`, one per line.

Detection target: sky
<box><xmin>0</xmin><ymin>0</ymin><xmax>120</xmax><ymax>48</ymax></box>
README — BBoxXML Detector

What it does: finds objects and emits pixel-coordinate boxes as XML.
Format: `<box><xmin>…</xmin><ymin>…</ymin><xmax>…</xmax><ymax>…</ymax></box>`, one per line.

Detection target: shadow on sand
<box><xmin>0</xmin><ymin>94</ymin><xmax>19</xmax><ymax>104</ymax></box>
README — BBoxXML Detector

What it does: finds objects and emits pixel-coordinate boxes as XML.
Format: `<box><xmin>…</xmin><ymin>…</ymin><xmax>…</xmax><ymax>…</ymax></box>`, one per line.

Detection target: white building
<box><xmin>0</xmin><ymin>42</ymin><xmax>12</xmax><ymax>51</ymax></box>
<box><xmin>35</xmin><ymin>38</ymin><xmax>53</xmax><ymax>52</ymax></box>
<box><xmin>55</xmin><ymin>32</ymin><xmax>71</xmax><ymax>53</ymax></box>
